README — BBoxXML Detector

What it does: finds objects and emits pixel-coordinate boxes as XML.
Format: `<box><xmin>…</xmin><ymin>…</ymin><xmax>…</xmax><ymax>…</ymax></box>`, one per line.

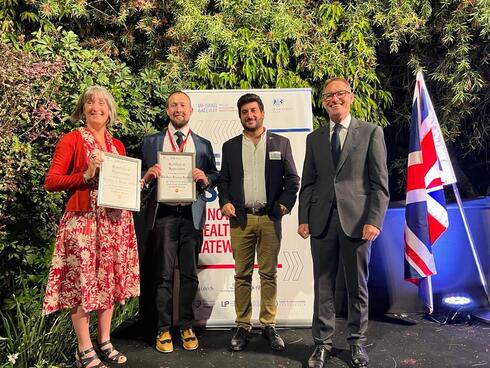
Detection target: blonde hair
<box><xmin>71</xmin><ymin>85</ymin><xmax>118</xmax><ymax>126</ymax></box>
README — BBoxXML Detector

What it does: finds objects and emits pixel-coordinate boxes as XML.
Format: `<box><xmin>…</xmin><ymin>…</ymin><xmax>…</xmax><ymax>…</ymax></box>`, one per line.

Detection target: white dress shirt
<box><xmin>329</xmin><ymin>113</ymin><xmax>351</xmax><ymax>149</ymax></box>
<box><xmin>242</xmin><ymin>130</ymin><xmax>267</xmax><ymax>209</ymax></box>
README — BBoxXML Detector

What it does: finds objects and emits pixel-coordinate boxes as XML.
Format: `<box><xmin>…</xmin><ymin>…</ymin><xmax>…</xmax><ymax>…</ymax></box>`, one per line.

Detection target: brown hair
<box><xmin>323</xmin><ymin>77</ymin><xmax>352</xmax><ymax>92</ymax></box>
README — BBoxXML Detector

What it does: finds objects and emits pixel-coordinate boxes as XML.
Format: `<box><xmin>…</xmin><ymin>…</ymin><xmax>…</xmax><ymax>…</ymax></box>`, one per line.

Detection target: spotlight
<box><xmin>442</xmin><ymin>296</ymin><xmax>472</xmax><ymax>307</ymax></box>
<box><xmin>440</xmin><ymin>295</ymin><xmax>474</xmax><ymax>324</ymax></box>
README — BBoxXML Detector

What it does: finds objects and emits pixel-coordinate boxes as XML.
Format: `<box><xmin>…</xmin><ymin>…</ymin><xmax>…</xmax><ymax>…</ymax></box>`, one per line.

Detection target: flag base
<box><xmin>425</xmin><ymin>307</ymin><xmax>471</xmax><ymax>324</ymax></box>
<box><xmin>426</xmin><ymin>311</ymin><xmax>471</xmax><ymax>325</ymax></box>
<box><xmin>470</xmin><ymin>308</ymin><xmax>490</xmax><ymax>324</ymax></box>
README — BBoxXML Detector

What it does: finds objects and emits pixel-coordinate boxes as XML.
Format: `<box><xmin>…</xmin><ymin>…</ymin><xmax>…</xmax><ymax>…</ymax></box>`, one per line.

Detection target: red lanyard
<box><xmin>167</xmin><ymin>128</ymin><xmax>191</xmax><ymax>152</ymax></box>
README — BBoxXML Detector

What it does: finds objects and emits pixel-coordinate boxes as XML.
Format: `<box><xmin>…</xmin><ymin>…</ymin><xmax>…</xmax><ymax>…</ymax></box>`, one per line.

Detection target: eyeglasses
<box><xmin>322</xmin><ymin>90</ymin><xmax>351</xmax><ymax>101</ymax></box>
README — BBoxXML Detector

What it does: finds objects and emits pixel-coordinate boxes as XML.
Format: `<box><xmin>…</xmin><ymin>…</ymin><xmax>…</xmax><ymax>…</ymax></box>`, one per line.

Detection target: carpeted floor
<box><xmin>111</xmin><ymin>313</ymin><xmax>490</xmax><ymax>367</ymax></box>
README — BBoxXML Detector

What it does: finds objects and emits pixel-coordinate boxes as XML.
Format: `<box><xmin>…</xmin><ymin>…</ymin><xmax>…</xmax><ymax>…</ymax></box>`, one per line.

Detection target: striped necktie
<box><xmin>175</xmin><ymin>131</ymin><xmax>184</xmax><ymax>149</ymax></box>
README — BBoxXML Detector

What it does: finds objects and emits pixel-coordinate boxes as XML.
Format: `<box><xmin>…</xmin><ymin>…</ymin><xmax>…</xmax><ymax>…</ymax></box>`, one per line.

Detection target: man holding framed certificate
<box><xmin>140</xmin><ymin>91</ymin><xmax>218</xmax><ymax>353</ymax></box>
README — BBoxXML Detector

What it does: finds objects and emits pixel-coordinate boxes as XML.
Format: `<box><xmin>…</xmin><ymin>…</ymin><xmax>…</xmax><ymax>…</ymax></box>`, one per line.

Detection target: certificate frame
<box><xmin>97</xmin><ymin>152</ymin><xmax>141</xmax><ymax>212</ymax></box>
<box><xmin>157</xmin><ymin>152</ymin><xmax>196</xmax><ymax>203</ymax></box>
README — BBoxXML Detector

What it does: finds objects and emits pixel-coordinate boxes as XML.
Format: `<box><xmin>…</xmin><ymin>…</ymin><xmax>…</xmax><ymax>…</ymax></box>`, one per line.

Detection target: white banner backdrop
<box><xmin>184</xmin><ymin>88</ymin><xmax>313</xmax><ymax>327</ymax></box>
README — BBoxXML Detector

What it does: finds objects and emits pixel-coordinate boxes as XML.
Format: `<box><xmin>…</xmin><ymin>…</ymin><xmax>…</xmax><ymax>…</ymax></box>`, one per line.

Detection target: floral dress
<box><xmin>43</xmin><ymin>128</ymin><xmax>140</xmax><ymax>314</ymax></box>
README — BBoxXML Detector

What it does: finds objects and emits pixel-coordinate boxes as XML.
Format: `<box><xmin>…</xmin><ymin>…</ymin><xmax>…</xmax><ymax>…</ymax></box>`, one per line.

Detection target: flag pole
<box><xmin>451</xmin><ymin>183</ymin><xmax>490</xmax><ymax>309</ymax></box>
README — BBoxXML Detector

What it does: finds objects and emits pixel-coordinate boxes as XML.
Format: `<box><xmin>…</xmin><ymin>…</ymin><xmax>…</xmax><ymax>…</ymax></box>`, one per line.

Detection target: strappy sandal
<box><xmin>96</xmin><ymin>340</ymin><xmax>127</xmax><ymax>364</ymax></box>
<box><xmin>75</xmin><ymin>347</ymin><xmax>107</xmax><ymax>368</ymax></box>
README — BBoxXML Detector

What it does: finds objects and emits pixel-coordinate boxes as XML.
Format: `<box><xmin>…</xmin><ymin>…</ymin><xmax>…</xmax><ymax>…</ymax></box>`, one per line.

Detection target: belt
<box><xmin>245</xmin><ymin>207</ymin><xmax>267</xmax><ymax>216</ymax></box>
<box><xmin>157</xmin><ymin>203</ymin><xmax>192</xmax><ymax>217</ymax></box>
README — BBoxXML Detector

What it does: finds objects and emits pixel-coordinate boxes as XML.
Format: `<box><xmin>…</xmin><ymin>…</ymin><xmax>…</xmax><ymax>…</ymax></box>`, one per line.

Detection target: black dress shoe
<box><xmin>262</xmin><ymin>326</ymin><xmax>285</xmax><ymax>351</ymax></box>
<box><xmin>308</xmin><ymin>345</ymin><xmax>331</xmax><ymax>368</ymax></box>
<box><xmin>351</xmin><ymin>345</ymin><xmax>369</xmax><ymax>367</ymax></box>
<box><xmin>229</xmin><ymin>327</ymin><xmax>249</xmax><ymax>351</ymax></box>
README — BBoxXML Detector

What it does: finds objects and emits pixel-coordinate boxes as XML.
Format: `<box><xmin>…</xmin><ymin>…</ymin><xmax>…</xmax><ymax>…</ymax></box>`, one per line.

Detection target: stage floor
<box><xmin>111</xmin><ymin>313</ymin><xmax>490</xmax><ymax>367</ymax></box>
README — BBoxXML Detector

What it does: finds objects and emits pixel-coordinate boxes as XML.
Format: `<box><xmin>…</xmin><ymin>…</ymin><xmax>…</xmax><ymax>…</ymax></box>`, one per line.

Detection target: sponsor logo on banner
<box><xmin>273</xmin><ymin>98</ymin><xmax>284</xmax><ymax>106</ymax></box>
<box><xmin>193</xmin><ymin>300</ymin><xmax>217</xmax><ymax>308</ymax></box>
<box><xmin>278</xmin><ymin>300</ymin><xmax>307</xmax><ymax>307</ymax></box>
<box><xmin>198</xmin><ymin>103</ymin><xmax>218</xmax><ymax>113</ymax></box>
<box><xmin>197</xmin><ymin>286</ymin><xmax>214</xmax><ymax>292</ymax></box>
<box><xmin>271</xmin><ymin>96</ymin><xmax>293</xmax><ymax>112</ymax></box>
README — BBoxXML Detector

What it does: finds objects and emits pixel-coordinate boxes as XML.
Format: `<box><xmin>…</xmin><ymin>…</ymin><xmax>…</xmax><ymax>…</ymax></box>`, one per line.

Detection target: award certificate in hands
<box><xmin>157</xmin><ymin>152</ymin><xmax>196</xmax><ymax>202</ymax></box>
<box><xmin>97</xmin><ymin>153</ymin><xmax>141</xmax><ymax>211</ymax></box>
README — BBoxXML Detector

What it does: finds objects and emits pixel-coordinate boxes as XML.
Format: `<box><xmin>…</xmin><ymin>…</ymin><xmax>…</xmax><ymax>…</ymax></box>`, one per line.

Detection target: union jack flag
<box><xmin>404</xmin><ymin>72</ymin><xmax>449</xmax><ymax>313</ymax></box>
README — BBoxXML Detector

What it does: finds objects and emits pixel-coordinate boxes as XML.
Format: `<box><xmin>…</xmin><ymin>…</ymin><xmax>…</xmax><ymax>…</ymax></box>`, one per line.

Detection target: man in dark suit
<box><xmin>219</xmin><ymin>93</ymin><xmax>299</xmax><ymax>352</ymax></box>
<box><xmin>141</xmin><ymin>91</ymin><xmax>218</xmax><ymax>353</ymax></box>
<box><xmin>298</xmin><ymin>78</ymin><xmax>389</xmax><ymax>368</ymax></box>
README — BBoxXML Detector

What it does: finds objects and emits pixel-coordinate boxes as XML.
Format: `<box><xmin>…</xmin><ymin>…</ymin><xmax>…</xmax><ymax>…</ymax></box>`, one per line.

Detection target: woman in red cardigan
<box><xmin>43</xmin><ymin>86</ymin><xmax>140</xmax><ymax>368</ymax></box>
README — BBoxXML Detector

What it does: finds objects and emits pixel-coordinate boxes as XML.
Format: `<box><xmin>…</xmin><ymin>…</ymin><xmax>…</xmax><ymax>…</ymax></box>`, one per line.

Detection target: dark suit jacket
<box><xmin>298</xmin><ymin>118</ymin><xmax>389</xmax><ymax>238</ymax></box>
<box><xmin>218</xmin><ymin>131</ymin><xmax>300</xmax><ymax>226</ymax></box>
<box><xmin>142</xmin><ymin>129</ymin><xmax>218</xmax><ymax>230</ymax></box>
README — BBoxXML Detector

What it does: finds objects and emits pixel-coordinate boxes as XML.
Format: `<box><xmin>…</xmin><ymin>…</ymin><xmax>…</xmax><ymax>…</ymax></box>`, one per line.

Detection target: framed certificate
<box><xmin>97</xmin><ymin>152</ymin><xmax>141</xmax><ymax>211</ymax></box>
<box><xmin>157</xmin><ymin>152</ymin><xmax>196</xmax><ymax>202</ymax></box>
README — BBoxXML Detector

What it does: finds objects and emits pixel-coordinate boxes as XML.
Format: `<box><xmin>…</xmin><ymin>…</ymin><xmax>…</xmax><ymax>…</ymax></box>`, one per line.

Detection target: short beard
<box><xmin>243</xmin><ymin>125</ymin><xmax>259</xmax><ymax>132</ymax></box>
<box><xmin>241</xmin><ymin>119</ymin><xmax>264</xmax><ymax>133</ymax></box>
<box><xmin>170</xmin><ymin>119</ymin><xmax>189</xmax><ymax>129</ymax></box>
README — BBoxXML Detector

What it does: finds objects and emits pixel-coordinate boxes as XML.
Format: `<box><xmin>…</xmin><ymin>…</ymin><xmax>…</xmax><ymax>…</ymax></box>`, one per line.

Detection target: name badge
<box><xmin>269</xmin><ymin>151</ymin><xmax>281</xmax><ymax>160</ymax></box>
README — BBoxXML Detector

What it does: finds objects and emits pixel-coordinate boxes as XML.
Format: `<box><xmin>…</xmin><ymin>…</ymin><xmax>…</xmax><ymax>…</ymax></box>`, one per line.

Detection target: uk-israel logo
<box><xmin>198</xmin><ymin>103</ymin><xmax>218</xmax><ymax>113</ymax></box>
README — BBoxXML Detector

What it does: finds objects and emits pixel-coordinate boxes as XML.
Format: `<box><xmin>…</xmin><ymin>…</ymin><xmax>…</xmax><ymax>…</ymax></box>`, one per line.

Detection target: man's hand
<box><xmin>221</xmin><ymin>203</ymin><xmax>236</xmax><ymax>218</ymax></box>
<box><xmin>297</xmin><ymin>224</ymin><xmax>310</xmax><ymax>239</ymax></box>
<box><xmin>192</xmin><ymin>168</ymin><xmax>209</xmax><ymax>186</ymax></box>
<box><xmin>362</xmin><ymin>224</ymin><xmax>380</xmax><ymax>242</ymax></box>
<box><xmin>279</xmin><ymin>204</ymin><xmax>289</xmax><ymax>216</ymax></box>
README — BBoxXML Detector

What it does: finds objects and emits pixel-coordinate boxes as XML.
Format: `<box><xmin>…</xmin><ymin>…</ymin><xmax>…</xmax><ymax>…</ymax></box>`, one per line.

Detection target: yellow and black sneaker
<box><xmin>156</xmin><ymin>330</ymin><xmax>173</xmax><ymax>353</ymax></box>
<box><xmin>181</xmin><ymin>328</ymin><xmax>199</xmax><ymax>351</ymax></box>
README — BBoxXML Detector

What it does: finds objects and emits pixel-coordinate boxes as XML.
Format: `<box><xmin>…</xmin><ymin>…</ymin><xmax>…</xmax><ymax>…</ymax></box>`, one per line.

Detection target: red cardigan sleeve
<box><xmin>45</xmin><ymin>131</ymin><xmax>88</xmax><ymax>192</ymax></box>
<box><xmin>113</xmin><ymin>138</ymin><xmax>126</xmax><ymax>156</ymax></box>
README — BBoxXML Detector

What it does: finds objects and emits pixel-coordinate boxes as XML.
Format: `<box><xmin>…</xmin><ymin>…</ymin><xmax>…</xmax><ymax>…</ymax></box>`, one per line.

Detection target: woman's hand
<box><xmin>141</xmin><ymin>163</ymin><xmax>161</xmax><ymax>186</ymax></box>
<box><xmin>84</xmin><ymin>150</ymin><xmax>103</xmax><ymax>181</ymax></box>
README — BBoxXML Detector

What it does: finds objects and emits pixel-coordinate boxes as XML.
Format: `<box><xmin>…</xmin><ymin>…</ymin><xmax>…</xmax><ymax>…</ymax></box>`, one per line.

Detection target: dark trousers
<box><xmin>311</xmin><ymin>208</ymin><xmax>371</xmax><ymax>347</ymax></box>
<box><xmin>151</xmin><ymin>205</ymin><xmax>202</xmax><ymax>334</ymax></box>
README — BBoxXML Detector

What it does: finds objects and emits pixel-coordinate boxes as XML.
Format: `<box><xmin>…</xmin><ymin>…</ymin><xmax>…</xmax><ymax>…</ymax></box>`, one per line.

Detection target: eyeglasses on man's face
<box><xmin>322</xmin><ymin>90</ymin><xmax>351</xmax><ymax>101</ymax></box>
